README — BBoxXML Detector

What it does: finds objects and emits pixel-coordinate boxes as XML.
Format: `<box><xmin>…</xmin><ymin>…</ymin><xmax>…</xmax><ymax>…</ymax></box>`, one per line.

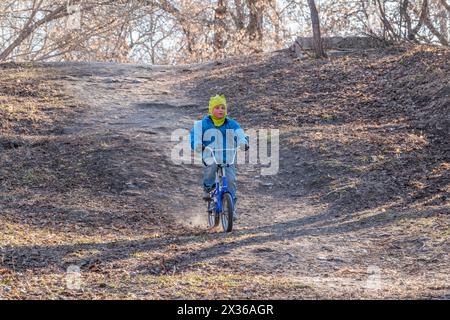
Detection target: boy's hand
<box><xmin>195</xmin><ymin>144</ymin><xmax>203</xmax><ymax>153</ymax></box>
<box><xmin>239</xmin><ymin>143</ymin><xmax>249</xmax><ymax>151</ymax></box>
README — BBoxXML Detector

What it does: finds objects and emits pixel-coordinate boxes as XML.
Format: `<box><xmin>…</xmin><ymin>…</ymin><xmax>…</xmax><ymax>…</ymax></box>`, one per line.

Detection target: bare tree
<box><xmin>0</xmin><ymin>0</ymin><xmax>118</xmax><ymax>62</ymax></box>
<box><xmin>400</xmin><ymin>0</ymin><xmax>427</xmax><ymax>42</ymax></box>
<box><xmin>213</xmin><ymin>0</ymin><xmax>227</xmax><ymax>55</ymax></box>
<box><xmin>0</xmin><ymin>1</ymin><xmax>447</xmax><ymax>65</ymax></box>
<box><xmin>421</xmin><ymin>0</ymin><xmax>448</xmax><ymax>45</ymax></box>
<box><xmin>438</xmin><ymin>0</ymin><xmax>449</xmax><ymax>43</ymax></box>
<box><xmin>307</xmin><ymin>0</ymin><xmax>326</xmax><ymax>58</ymax></box>
<box><xmin>246</xmin><ymin>0</ymin><xmax>265</xmax><ymax>52</ymax></box>
<box><xmin>231</xmin><ymin>0</ymin><xmax>245</xmax><ymax>31</ymax></box>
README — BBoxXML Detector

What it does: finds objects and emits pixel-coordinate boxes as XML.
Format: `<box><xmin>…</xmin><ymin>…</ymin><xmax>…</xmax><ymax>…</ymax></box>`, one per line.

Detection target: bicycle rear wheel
<box><xmin>221</xmin><ymin>192</ymin><xmax>234</xmax><ymax>232</ymax></box>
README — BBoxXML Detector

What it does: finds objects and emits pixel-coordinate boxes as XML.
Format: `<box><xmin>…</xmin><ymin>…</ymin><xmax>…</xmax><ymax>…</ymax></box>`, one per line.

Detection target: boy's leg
<box><xmin>203</xmin><ymin>164</ymin><xmax>217</xmax><ymax>199</ymax></box>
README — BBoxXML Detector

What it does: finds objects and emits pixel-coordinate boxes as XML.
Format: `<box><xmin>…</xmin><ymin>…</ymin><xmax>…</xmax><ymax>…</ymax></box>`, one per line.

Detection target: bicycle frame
<box><xmin>204</xmin><ymin>146</ymin><xmax>237</xmax><ymax>215</ymax></box>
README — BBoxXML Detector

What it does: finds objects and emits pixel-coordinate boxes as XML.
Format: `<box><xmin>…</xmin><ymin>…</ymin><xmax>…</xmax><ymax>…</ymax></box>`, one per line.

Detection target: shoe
<box><xmin>233</xmin><ymin>208</ymin><xmax>238</xmax><ymax>222</ymax></box>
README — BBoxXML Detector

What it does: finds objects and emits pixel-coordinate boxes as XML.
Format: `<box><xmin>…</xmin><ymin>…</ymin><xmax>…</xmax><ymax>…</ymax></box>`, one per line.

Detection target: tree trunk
<box><xmin>214</xmin><ymin>0</ymin><xmax>227</xmax><ymax>54</ymax></box>
<box><xmin>267</xmin><ymin>0</ymin><xmax>282</xmax><ymax>49</ymax></box>
<box><xmin>307</xmin><ymin>0</ymin><xmax>326</xmax><ymax>58</ymax></box>
<box><xmin>232</xmin><ymin>0</ymin><xmax>245</xmax><ymax>31</ymax></box>
<box><xmin>246</xmin><ymin>0</ymin><xmax>264</xmax><ymax>52</ymax></box>
<box><xmin>438</xmin><ymin>1</ymin><xmax>449</xmax><ymax>44</ymax></box>
<box><xmin>401</xmin><ymin>0</ymin><xmax>427</xmax><ymax>42</ymax></box>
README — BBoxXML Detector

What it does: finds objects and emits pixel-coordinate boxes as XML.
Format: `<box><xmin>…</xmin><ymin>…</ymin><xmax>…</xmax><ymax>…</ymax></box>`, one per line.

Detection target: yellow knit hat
<box><xmin>208</xmin><ymin>94</ymin><xmax>227</xmax><ymax>126</ymax></box>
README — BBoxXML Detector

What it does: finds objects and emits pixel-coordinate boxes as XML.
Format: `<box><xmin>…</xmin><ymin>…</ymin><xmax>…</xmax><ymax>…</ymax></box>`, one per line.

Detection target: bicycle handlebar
<box><xmin>204</xmin><ymin>146</ymin><xmax>238</xmax><ymax>165</ymax></box>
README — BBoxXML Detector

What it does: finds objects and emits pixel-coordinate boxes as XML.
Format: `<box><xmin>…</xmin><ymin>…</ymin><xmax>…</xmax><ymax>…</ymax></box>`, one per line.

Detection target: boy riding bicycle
<box><xmin>190</xmin><ymin>94</ymin><xmax>249</xmax><ymax>220</ymax></box>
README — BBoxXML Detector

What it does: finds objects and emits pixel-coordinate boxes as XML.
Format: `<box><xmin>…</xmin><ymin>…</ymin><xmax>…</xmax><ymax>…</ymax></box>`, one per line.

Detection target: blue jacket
<box><xmin>190</xmin><ymin>115</ymin><xmax>247</xmax><ymax>164</ymax></box>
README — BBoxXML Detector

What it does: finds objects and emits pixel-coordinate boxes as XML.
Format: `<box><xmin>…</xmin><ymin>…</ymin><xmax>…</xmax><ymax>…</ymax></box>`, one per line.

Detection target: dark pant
<box><xmin>203</xmin><ymin>164</ymin><xmax>237</xmax><ymax>200</ymax></box>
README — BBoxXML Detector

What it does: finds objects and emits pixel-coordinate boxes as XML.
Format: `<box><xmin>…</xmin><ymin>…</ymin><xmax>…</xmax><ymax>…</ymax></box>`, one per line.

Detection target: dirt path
<box><xmin>1</xmin><ymin>52</ymin><xmax>448</xmax><ymax>299</ymax></box>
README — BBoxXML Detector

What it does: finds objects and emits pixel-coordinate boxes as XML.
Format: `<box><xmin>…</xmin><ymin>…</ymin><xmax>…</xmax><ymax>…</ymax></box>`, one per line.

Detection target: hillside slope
<box><xmin>0</xmin><ymin>45</ymin><xmax>448</xmax><ymax>299</ymax></box>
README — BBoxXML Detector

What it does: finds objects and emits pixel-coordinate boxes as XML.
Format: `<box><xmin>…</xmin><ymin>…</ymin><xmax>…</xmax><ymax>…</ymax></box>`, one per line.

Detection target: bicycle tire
<box><xmin>207</xmin><ymin>199</ymin><xmax>219</xmax><ymax>228</ymax></box>
<box><xmin>221</xmin><ymin>192</ymin><xmax>234</xmax><ymax>232</ymax></box>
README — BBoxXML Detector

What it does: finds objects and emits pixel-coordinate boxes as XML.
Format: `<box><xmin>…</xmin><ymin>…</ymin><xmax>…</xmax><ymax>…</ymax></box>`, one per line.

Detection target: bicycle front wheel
<box><xmin>221</xmin><ymin>192</ymin><xmax>234</xmax><ymax>232</ymax></box>
<box><xmin>207</xmin><ymin>199</ymin><xmax>219</xmax><ymax>228</ymax></box>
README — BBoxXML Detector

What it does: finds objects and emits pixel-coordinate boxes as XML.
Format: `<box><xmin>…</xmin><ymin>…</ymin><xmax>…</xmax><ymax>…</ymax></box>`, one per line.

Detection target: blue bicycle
<box><xmin>204</xmin><ymin>146</ymin><xmax>237</xmax><ymax>232</ymax></box>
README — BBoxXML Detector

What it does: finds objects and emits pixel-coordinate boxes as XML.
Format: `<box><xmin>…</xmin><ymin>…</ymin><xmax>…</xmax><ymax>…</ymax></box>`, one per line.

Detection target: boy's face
<box><xmin>212</xmin><ymin>104</ymin><xmax>225</xmax><ymax>118</ymax></box>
